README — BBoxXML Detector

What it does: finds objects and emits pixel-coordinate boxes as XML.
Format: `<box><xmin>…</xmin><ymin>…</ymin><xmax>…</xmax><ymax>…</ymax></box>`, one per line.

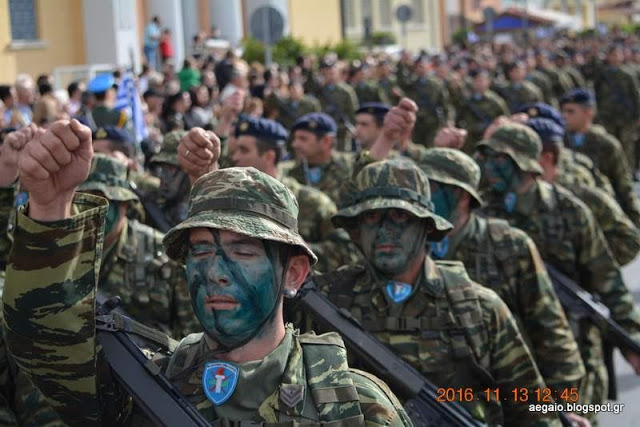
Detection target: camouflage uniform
<box><xmin>316</xmin><ymin>159</ymin><xmax>559</xmax><ymax>425</ymax></box>
<box><xmin>378</xmin><ymin>75</ymin><xmax>402</xmax><ymax>105</ymax></box>
<box><xmin>455</xmin><ymin>91</ymin><xmax>509</xmax><ymax>153</ymax></box>
<box><xmin>351</xmin><ymin>81</ymin><xmax>389</xmax><ymax>105</ymax></box>
<box><xmin>594</xmin><ymin>65</ymin><xmax>640</xmax><ymax>166</ymax></box>
<box><xmin>566</xmin><ymin>124</ymin><xmax>640</xmax><ymax>225</ymax></box>
<box><xmin>81</xmin><ymin>105</ymin><xmax>129</xmax><ymax>129</ymax></box>
<box><xmin>497</xmin><ymin>81</ymin><xmax>543</xmax><ymax>113</ymax></box>
<box><xmin>0</xmin><ymin>187</ymin><xmax>15</xmax><ymax>270</ymax></box>
<box><xmin>420</xmin><ymin>148</ymin><xmax>585</xmax><ymax>392</ymax></box>
<box><xmin>147</xmin><ymin>130</ymin><xmax>192</xmax><ymax>230</ymax></box>
<box><xmin>264</xmin><ymin>93</ymin><xmax>321</xmax><ymax>131</ymax></box>
<box><xmin>527</xmin><ymin>70</ymin><xmax>554</xmax><ymax>105</ymax></box>
<box><xmin>477</xmin><ymin>123</ymin><xmax>640</xmax><ymax>422</ymax></box>
<box><xmin>536</xmin><ymin>66</ymin><xmax>573</xmax><ymax>101</ymax></box>
<box><xmin>406</xmin><ymin>76</ymin><xmax>452</xmax><ymax>147</ymax></box>
<box><xmin>79</xmin><ymin>154</ymin><xmax>197</xmax><ymax>338</ymax></box>
<box><xmin>3</xmin><ymin>167</ymin><xmax>411</xmax><ymax>426</ymax></box>
<box><xmin>286</xmin><ymin>151</ymin><xmax>355</xmax><ymax>206</ymax></box>
<box><xmin>315</xmin><ymin>83</ymin><xmax>359</xmax><ymax>152</ymax></box>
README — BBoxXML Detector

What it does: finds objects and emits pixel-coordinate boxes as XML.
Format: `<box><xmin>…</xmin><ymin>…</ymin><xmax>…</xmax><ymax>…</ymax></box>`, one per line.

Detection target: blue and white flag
<box><xmin>115</xmin><ymin>73</ymin><xmax>148</xmax><ymax>146</ymax></box>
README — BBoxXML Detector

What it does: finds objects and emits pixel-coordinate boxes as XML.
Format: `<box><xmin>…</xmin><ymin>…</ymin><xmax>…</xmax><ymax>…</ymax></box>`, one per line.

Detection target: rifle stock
<box><xmin>297</xmin><ymin>279</ymin><xmax>483</xmax><ymax>427</ymax></box>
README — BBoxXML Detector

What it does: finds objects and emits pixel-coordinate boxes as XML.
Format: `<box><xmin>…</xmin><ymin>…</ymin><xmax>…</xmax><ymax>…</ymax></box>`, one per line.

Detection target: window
<box><xmin>411</xmin><ymin>0</ymin><xmax>424</xmax><ymax>24</ymax></box>
<box><xmin>343</xmin><ymin>0</ymin><xmax>356</xmax><ymax>29</ymax></box>
<box><xmin>380</xmin><ymin>0</ymin><xmax>392</xmax><ymax>28</ymax></box>
<box><xmin>9</xmin><ymin>0</ymin><xmax>38</xmax><ymax>41</ymax></box>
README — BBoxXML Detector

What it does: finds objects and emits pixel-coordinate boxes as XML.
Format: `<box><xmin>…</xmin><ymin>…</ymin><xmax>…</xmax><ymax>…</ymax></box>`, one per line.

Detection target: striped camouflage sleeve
<box><xmin>477</xmin><ymin>285</ymin><xmax>561</xmax><ymax>426</ymax></box>
<box><xmin>3</xmin><ymin>193</ymin><xmax>108</xmax><ymax>426</ymax></box>
<box><xmin>0</xmin><ymin>185</ymin><xmax>16</xmax><ymax>268</ymax></box>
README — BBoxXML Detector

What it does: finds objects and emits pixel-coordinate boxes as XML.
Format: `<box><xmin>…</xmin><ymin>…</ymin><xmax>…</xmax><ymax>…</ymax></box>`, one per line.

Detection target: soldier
<box><xmin>530</xmin><ymin>117</ymin><xmax>640</xmax><ymax>266</ymax></box>
<box><xmin>348</xmin><ymin>62</ymin><xmax>389</xmax><ymax>105</ymax></box>
<box><xmin>225</xmin><ymin>115</ymin><xmax>359</xmax><ymax>272</ymax></box>
<box><xmin>147</xmin><ymin>130</ymin><xmax>192</xmax><ymax>229</ymax></box>
<box><xmin>420</xmin><ymin>148</ymin><xmax>586</xmax><ymax>396</ymax></box>
<box><xmin>77</xmin><ymin>151</ymin><xmax>197</xmax><ymax>338</ymax></box>
<box><xmin>376</xmin><ymin>59</ymin><xmax>403</xmax><ymax>104</ymax></box>
<box><xmin>315</xmin><ymin>103</ymin><xmax>560</xmax><ymax>425</ymax></box>
<box><xmin>267</xmin><ymin>80</ymin><xmax>320</xmax><ymax>132</ymax></box>
<box><xmin>455</xmin><ymin>69</ymin><xmax>509</xmax><ymax>153</ymax></box>
<box><xmin>286</xmin><ymin>113</ymin><xmax>354</xmax><ymax>205</ymax></box>
<box><xmin>498</xmin><ymin>61</ymin><xmax>543</xmax><ymax>113</ymax></box>
<box><xmin>524</xmin><ymin>53</ymin><xmax>555</xmax><ymax>105</ymax></box>
<box><xmin>554</xmin><ymin>52</ymin><xmax>586</xmax><ymax>90</ymax></box>
<box><xmin>314</xmin><ymin>60</ymin><xmax>359</xmax><ymax>152</ymax></box>
<box><xmin>406</xmin><ymin>56</ymin><xmax>452</xmax><ymax>147</ymax></box>
<box><xmin>594</xmin><ymin>45</ymin><xmax>640</xmax><ymax>169</ymax></box>
<box><xmin>560</xmin><ymin>89</ymin><xmax>640</xmax><ymax>225</ymax></box>
<box><xmin>535</xmin><ymin>51</ymin><xmax>574</xmax><ymax>101</ymax></box>
<box><xmin>476</xmin><ymin>122</ymin><xmax>640</xmax><ymax>423</ymax></box>
<box><xmin>3</xmin><ymin>118</ymin><xmax>411</xmax><ymax>426</ymax></box>
<box><xmin>79</xmin><ymin>73</ymin><xmax>129</xmax><ymax>130</ymax></box>
<box><xmin>354</xmin><ymin>102</ymin><xmax>389</xmax><ymax>151</ymax></box>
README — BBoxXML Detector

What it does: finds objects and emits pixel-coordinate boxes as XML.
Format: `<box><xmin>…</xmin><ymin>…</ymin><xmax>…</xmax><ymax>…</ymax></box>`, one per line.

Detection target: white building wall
<box><xmin>209</xmin><ymin>0</ymin><xmax>244</xmax><ymax>46</ymax></box>
<box><xmin>147</xmin><ymin>0</ymin><xmax>186</xmax><ymax>66</ymax></box>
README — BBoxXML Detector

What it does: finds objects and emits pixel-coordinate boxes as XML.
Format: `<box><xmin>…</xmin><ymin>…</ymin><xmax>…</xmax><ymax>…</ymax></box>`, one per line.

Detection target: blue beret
<box><xmin>292</xmin><ymin>113</ymin><xmax>337</xmax><ymax>135</ymax></box>
<box><xmin>234</xmin><ymin>115</ymin><xmax>288</xmax><ymax>145</ymax></box>
<box><xmin>527</xmin><ymin>118</ymin><xmax>565</xmax><ymax>143</ymax></box>
<box><xmin>356</xmin><ymin>103</ymin><xmax>390</xmax><ymax>118</ymax></box>
<box><xmin>92</xmin><ymin>126</ymin><xmax>132</xmax><ymax>144</ymax></box>
<box><xmin>516</xmin><ymin>103</ymin><xmax>565</xmax><ymax>128</ymax></box>
<box><xmin>560</xmin><ymin>89</ymin><xmax>595</xmax><ymax>106</ymax></box>
<box><xmin>87</xmin><ymin>73</ymin><xmax>115</xmax><ymax>94</ymax></box>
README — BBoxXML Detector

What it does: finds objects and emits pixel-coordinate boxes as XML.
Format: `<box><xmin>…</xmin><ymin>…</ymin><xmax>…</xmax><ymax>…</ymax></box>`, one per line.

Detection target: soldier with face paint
<box><xmin>476</xmin><ymin>122</ymin><xmax>640</xmax><ymax>424</ymax></box>
<box><xmin>419</xmin><ymin>148</ymin><xmax>588</xmax><ymax>425</ymax></box>
<box><xmin>313</xmin><ymin>101</ymin><xmax>561</xmax><ymax>425</ymax></box>
<box><xmin>2</xmin><ymin>119</ymin><xmax>411</xmax><ymax>426</ymax></box>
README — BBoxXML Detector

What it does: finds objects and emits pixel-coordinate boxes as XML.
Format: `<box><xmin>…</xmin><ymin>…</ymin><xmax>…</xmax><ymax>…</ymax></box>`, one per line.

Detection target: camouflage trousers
<box><xmin>577</xmin><ymin>364</ymin><xmax>608</xmax><ymax>426</ymax></box>
<box><xmin>574</xmin><ymin>320</ymin><xmax>608</xmax><ymax>426</ymax></box>
<box><xmin>603</xmin><ymin>120</ymin><xmax>640</xmax><ymax>174</ymax></box>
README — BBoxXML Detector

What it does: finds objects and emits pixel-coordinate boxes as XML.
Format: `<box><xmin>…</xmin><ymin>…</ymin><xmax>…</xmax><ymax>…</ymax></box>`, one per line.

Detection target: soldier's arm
<box><xmin>479</xmin><ymin>286</ymin><xmax>561</xmax><ymax>425</ymax></box>
<box><xmin>3</xmin><ymin>193</ymin><xmax>111</xmax><ymax>425</ymax></box>
<box><xmin>349</xmin><ymin>370</ymin><xmax>413</xmax><ymax>426</ymax></box>
<box><xmin>513</xmin><ymin>231</ymin><xmax>585</xmax><ymax>390</ymax></box>
<box><xmin>574</xmin><ymin>198</ymin><xmax>640</xmax><ymax>341</ymax></box>
<box><xmin>0</xmin><ymin>186</ymin><xmax>16</xmax><ymax>267</ymax></box>
<box><xmin>344</xmin><ymin>85</ymin><xmax>359</xmax><ymax>119</ymax></box>
<box><xmin>604</xmin><ymin>136</ymin><xmax>640</xmax><ymax>225</ymax></box>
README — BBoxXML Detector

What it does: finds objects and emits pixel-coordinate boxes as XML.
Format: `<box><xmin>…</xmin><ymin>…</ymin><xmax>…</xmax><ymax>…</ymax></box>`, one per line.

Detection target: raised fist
<box><xmin>178</xmin><ymin>127</ymin><xmax>221</xmax><ymax>183</ymax></box>
<box><xmin>382</xmin><ymin>97</ymin><xmax>418</xmax><ymax>142</ymax></box>
<box><xmin>19</xmin><ymin>119</ymin><xmax>93</xmax><ymax>220</ymax></box>
<box><xmin>434</xmin><ymin>126</ymin><xmax>468</xmax><ymax>150</ymax></box>
<box><xmin>0</xmin><ymin>124</ymin><xmax>42</xmax><ymax>186</ymax></box>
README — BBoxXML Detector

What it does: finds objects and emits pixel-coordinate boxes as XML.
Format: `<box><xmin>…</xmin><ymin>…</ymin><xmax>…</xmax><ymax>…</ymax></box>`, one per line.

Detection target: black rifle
<box><xmin>297</xmin><ymin>279</ymin><xmax>483</xmax><ymax>427</ymax></box>
<box><xmin>544</xmin><ymin>262</ymin><xmax>640</xmax><ymax>356</ymax></box>
<box><xmin>95</xmin><ymin>298</ymin><xmax>210</xmax><ymax>427</ymax></box>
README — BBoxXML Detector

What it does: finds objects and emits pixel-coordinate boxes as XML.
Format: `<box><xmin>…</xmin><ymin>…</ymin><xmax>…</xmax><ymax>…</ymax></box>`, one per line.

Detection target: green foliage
<box><xmin>241</xmin><ymin>37</ymin><xmax>265</xmax><ymax>64</ymax></box>
<box><xmin>272</xmin><ymin>36</ymin><xmax>308</xmax><ymax>66</ymax></box>
<box><xmin>452</xmin><ymin>29</ymin><xmax>468</xmax><ymax>45</ymax></box>
<box><xmin>370</xmin><ymin>31</ymin><xmax>396</xmax><ymax>46</ymax></box>
<box><xmin>332</xmin><ymin>39</ymin><xmax>362</xmax><ymax>60</ymax></box>
<box><xmin>243</xmin><ymin>36</ymin><xmax>362</xmax><ymax>64</ymax></box>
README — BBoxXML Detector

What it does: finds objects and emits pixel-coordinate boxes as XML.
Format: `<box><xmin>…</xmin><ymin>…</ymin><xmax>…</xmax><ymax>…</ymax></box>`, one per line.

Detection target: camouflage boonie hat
<box><xmin>477</xmin><ymin>123</ymin><xmax>543</xmax><ymax>175</ymax></box>
<box><xmin>78</xmin><ymin>154</ymin><xmax>139</xmax><ymax>202</ymax></box>
<box><xmin>163</xmin><ymin>167</ymin><xmax>317</xmax><ymax>265</ymax></box>
<box><xmin>333</xmin><ymin>159</ymin><xmax>452</xmax><ymax>242</ymax></box>
<box><xmin>419</xmin><ymin>148</ymin><xmax>484</xmax><ymax>208</ymax></box>
<box><xmin>150</xmin><ymin>130</ymin><xmax>186</xmax><ymax>166</ymax></box>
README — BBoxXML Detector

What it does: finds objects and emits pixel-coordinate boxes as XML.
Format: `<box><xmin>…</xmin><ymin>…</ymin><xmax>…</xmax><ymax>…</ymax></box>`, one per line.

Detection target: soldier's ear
<box><xmin>285</xmin><ymin>254</ymin><xmax>311</xmax><ymax>291</ymax></box>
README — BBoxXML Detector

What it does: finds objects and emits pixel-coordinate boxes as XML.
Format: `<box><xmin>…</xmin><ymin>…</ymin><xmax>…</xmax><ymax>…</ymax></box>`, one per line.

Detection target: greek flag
<box><xmin>115</xmin><ymin>73</ymin><xmax>147</xmax><ymax>145</ymax></box>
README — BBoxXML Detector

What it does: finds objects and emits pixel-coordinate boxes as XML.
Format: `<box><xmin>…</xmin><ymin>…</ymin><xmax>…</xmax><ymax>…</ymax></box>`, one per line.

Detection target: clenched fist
<box><xmin>19</xmin><ymin>119</ymin><xmax>93</xmax><ymax>221</ymax></box>
<box><xmin>178</xmin><ymin>127</ymin><xmax>221</xmax><ymax>184</ymax></box>
<box><xmin>0</xmin><ymin>124</ymin><xmax>42</xmax><ymax>187</ymax></box>
<box><xmin>371</xmin><ymin>98</ymin><xmax>418</xmax><ymax>160</ymax></box>
<box><xmin>433</xmin><ymin>126</ymin><xmax>468</xmax><ymax>150</ymax></box>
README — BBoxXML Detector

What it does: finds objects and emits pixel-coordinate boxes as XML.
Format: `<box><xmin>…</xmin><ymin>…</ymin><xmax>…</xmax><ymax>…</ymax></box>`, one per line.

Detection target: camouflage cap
<box><xmin>419</xmin><ymin>148</ymin><xmax>484</xmax><ymax>208</ymax></box>
<box><xmin>78</xmin><ymin>153</ymin><xmax>139</xmax><ymax>202</ymax></box>
<box><xmin>163</xmin><ymin>167</ymin><xmax>317</xmax><ymax>265</ymax></box>
<box><xmin>477</xmin><ymin>123</ymin><xmax>543</xmax><ymax>175</ymax></box>
<box><xmin>150</xmin><ymin>130</ymin><xmax>187</xmax><ymax>166</ymax></box>
<box><xmin>333</xmin><ymin>159</ymin><xmax>452</xmax><ymax>242</ymax></box>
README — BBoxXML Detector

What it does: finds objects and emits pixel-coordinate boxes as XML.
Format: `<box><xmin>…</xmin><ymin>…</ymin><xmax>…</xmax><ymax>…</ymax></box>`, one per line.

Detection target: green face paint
<box><xmin>429</xmin><ymin>182</ymin><xmax>459</xmax><ymax>221</ymax></box>
<box><xmin>104</xmin><ymin>200</ymin><xmax>121</xmax><ymax>235</ymax></box>
<box><xmin>357</xmin><ymin>209</ymin><xmax>428</xmax><ymax>277</ymax></box>
<box><xmin>185</xmin><ymin>230</ymin><xmax>283</xmax><ymax>349</ymax></box>
<box><xmin>481</xmin><ymin>148</ymin><xmax>520</xmax><ymax>194</ymax></box>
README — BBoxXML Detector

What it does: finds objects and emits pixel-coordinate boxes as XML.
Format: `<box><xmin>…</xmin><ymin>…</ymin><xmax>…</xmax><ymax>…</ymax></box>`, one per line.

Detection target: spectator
<box><xmin>177</xmin><ymin>58</ymin><xmax>201</xmax><ymax>92</ymax></box>
<box><xmin>144</xmin><ymin>16</ymin><xmax>162</xmax><ymax>70</ymax></box>
<box><xmin>33</xmin><ymin>80</ymin><xmax>60</xmax><ymax>127</ymax></box>
<box><xmin>159</xmin><ymin>29</ymin><xmax>174</xmax><ymax>66</ymax></box>
<box><xmin>66</xmin><ymin>81</ymin><xmax>85</xmax><ymax>117</ymax></box>
<box><xmin>161</xmin><ymin>91</ymin><xmax>190</xmax><ymax>133</ymax></box>
<box><xmin>12</xmin><ymin>74</ymin><xmax>35</xmax><ymax>126</ymax></box>
<box><xmin>184</xmin><ymin>85</ymin><xmax>214</xmax><ymax>130</ymax></box>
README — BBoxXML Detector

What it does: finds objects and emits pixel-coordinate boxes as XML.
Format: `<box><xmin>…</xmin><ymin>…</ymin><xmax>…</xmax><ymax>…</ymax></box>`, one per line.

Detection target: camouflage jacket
<box><xmin>570</xmin><ymin>185</ymin><xmax>640</xmax><ymax>266</ymax></box>
<box><xmin>96</xmin><ymin>216</ymin><xmax>198</xmax><ymax>338</ymax></box>
<box><xmin>378</xmin><ymin>76</ymin><xmax>402</xmax><ymax>104</ymax></box>
<box><xmin>0</xmin><ymin>187</ymin><xmax>15</xmax><ymax>270</ymax></box>
<box><xmin>285</xmin><ymin>151</ymin><xmax>355</xmax><ymax>206</ymax></box>
<box><xmin>3</xmin><ymin>194</ymin><xmax>410</xmax><ymax>426</ymax></box>
<box><xmin>264</xmin><ymin>94</ymin><xmax>321</xmax><ymax>131</ymax></box>
<box><xmin>594</xmin><ymin>66</ymin><xmax>640</xmax><ymax>124</ymax></box>
<box><xmin>439</xmin><ymin>213</ymin><xmax>585</xmax><ymax>391</ymax></box>
<box><xmin>350</xmin><ymin>81</ymin><xmax>390</xmax><ymax>105</ymax></box>
<box><xmin>0</xmin><ymin>274</ymin><xmax>65</xmax><ymax>427</ymax></box>
<box><xmin>526</xmin><ymin>70</ymin><xmax>554</xmax><ymax>105</ymax></box>
<box><xmin>280</xmin><ymin>175</ymin><xmax>360</xmax><ymax>273</ymax></box>
<box><xmin>405</xmin><ymin>76</ymin><xmax>452</xmax><ymax>126</ymax></box>
<box><xmin>314</xmin><ymin>258</ymin><xmax>559</xmax><ymax>425</ymax></box>
<box><xmin>557</xmin><ymin>149</ymin><xmax>615</xmax><ymax>197</ymax></box>
<box><xmin>481</xmin><ymin>181</ymin><xmax>640</xmax><ymax>368</ymax></box>
<box><xmin>536</xmin><ymin>67</ymin><xmax>573</xmax><ymax>101</ymax></box>
<box><xmin>314</xmin><ymin>83</ymin><xmax>359</xmax><ymax>151</ymax></box>
<box><xmin>455</xmin><ymin>91</ymin><xmax>510</xmax><ymax>151</ymax></box>
<box><xmin>566</xmin><ymin>125</ymin><xmax>640</xmax><ymax>225</ymax></box>
<box><xmin>497</xmin><ymin>81</ymin><xmax>543</xmax><ymax>113</ymax></box>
